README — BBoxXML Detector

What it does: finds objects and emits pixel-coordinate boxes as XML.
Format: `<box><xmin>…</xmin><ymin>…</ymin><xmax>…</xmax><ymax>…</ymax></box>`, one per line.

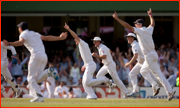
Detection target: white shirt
<box><xmin>131</xmin><ymin>40</ymin><xmax>144</xmax><ymax>63</ymax></box>
<box><xmin>133</xmin><ymin>26</ymin><xmax>155</xmax><ymax>55</ymax></box>
<box><xmin>19</xmin><ymin>29</ymin><xmax>45</xmax><ymax>55</ymax></box>
<box><xmin>1</xmin><ymin>41</ymin><xmax>16</xmax><ymax>61</ymax></box>
<box><xmin>98</xmin><ymin>44</ymin><xmax>113</xmax><ymax>65</ymax></box>
<box><xmin>79</xmin><ymin>39</ymin><xmax>93</xmax><ymax>64</ymax></box>
<box><xmin>54</xmin><ymin>85</ymin><xmax>69</xmax><ymax>96</ymax></box>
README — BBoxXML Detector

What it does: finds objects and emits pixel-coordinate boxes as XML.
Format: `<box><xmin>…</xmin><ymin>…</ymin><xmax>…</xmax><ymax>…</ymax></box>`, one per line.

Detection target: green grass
<box><xmin>1</xmin><ymin>98</ymin><xmax>179</xmax><ymax>107</ymax></box>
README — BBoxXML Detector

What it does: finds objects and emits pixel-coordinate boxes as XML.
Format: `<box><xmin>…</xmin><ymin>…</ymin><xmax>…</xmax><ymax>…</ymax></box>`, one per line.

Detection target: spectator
<box><xmin>68</xmin><ymin>58</ymin><xmax>80</xmax><ymax>84</ymax></box>
<box><xmin>168</xmin><ymin>71</ymin><xmax>179</xmax><ymax>87</ymax></box>
<box><xmin>54</xmin><ymin>81</ymin><xmax>69</xmax><ymax>98</ymax></box>
<box><xmin>11</xmin><ymin>55</ymin><xmax>29</xmax><ymax>80</ymax></box>
<box><xmin>66</xmin><ymin>35</ymin><xmax>75</xmax><ymax>56</ymax></box>
<box><xmin>68</xmin><ymin>87</ymin><xmax>81</xmax><ymax>98</ymax></box>
<box><xmin>22</xmin><ymin>69</ymin><xmax>28</xmax><ymax>83</ymax></box>
<box><xmin>66</xmin><ymin>77</ymin><xmax>76</xmax><ymax>86</ymax></box>
<box><xmin>160</xmin><ymin>65</ymin><xmax>170</xmax><ymax>79</ymax></box>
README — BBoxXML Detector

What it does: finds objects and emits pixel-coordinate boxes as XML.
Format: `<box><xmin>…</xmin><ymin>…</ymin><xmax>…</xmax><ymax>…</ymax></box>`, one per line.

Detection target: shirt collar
<box><xmin>98</xmin><ymin>43</ymin><xmax>103</xmax><ymax>49</ymax></box>
<box><xmin>131</xmin><ymin>40</ymin><xmax>137</xmax><ymax>46</ymax></box>
<box><xmin>21</xmin><ymin>29</ymin><xmax>29</xmax><ymax>34</ymax></box>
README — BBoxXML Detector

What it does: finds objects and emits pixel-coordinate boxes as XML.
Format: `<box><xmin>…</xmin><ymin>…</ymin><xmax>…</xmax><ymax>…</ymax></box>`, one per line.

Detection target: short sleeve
<box><xmin>35</xmin><ymin>32</ymin><xmax>41</xmax><ymax>38</ymax></box>
<box><xmin>147</xmin><ymin>26</ymin><xmax>154</xmax><ymax>35</ymax></box>
<box><xmin>99</xmin><ymin>47</ymin><xmax>107</xmax><ymax>55</ymax></box>
<box><xmin>133</xmin><ymin>27</ymin><xmax>141</xmax><ymax>36</ymax></box>
<box><xmin>132</xmin><ymin>46</ymin><xmax>138</xmax><ymax>54</ymax></box>
<box><xmin>19</xmin><ymin>33</ymin><xmax>27</xmax><ymax>40</ymax></box>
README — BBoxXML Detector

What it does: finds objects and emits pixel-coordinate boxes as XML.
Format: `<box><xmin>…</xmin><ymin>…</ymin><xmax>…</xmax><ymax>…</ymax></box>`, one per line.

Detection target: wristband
<box><xmin>149</xmin><ymin>14</ymin><xmax>152</xmax><ymax>17</ymax></box>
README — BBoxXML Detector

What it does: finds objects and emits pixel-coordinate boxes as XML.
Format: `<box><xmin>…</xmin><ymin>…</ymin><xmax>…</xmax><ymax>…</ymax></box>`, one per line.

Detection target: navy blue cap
<box><xmin>17</xmin><ymin>22</ymin><xmax>28</xmax><ymax>30</ymax></box>
<box><xmin>133</xmin><ymin>19</ymin><xmax>145</xmax><ymax>26</ymax></box>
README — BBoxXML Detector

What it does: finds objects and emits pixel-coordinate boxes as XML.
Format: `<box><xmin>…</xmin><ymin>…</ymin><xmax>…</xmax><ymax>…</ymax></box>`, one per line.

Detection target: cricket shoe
<box><xmin>153</xmin><ymin>85</ymin><xmax>160</xmax><ymax>96</ymax></box>
<box><xmin>167</xmin><ymin>90</ymin><xmax>176</xmax><ymax>101</ymax></box>
<box><xmin>15</xmin><ymin>88</ymin><xmax>23</xmax><ymax>98</ymax></box>
<box><xmin>48</xmin><ymin>67</ymin><xmax>58</xmax><ymax>81</ymax></box>
<box><xmin>127</xmin><ymin>92</ymin><xmax>140</xmax><ymax>97</ymax></box>
<box><xmin>1</xmin><ymin>86</ymin><xmax>5</xmax><ymax>93</ymax></box>
<box><xmin>30</xmin><ymin>94</ymin><xmax>44</xmax><ymax>102</ymax></box>
<box><xmin>109</xmin><ymin>83</ymin><xmax>116</xmax><ymax>93</ymax></box>
<box><xmin>86</xmin><ymin>95</ymin><xmax>97</xmax><ymax>100</ymax></box>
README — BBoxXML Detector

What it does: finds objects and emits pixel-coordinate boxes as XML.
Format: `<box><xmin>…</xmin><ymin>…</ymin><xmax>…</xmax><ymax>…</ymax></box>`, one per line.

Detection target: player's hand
<box><xmin>12</xmin><ymin>54</ymin><xmax>18</xmax><ymax>65</ymax></box>
<box><xmin>112</xmin><ymin>11</ymin><xmax>118</xmax><ymax>19</ymax></box>
<box><xmin>3</xmin><ymin>39</ymin><xmax>9</xmax><ymax>46</ymax></box>
<box><xmin>92</xmin><ymin>52</ymin><xmax>98</xmax><ymax>57</ymax></box>
<box><xmin>59</xmin><ymin>32</ymin><xmax>68</xmax><ymax>40</ymax></box>
<box><xmin>124</xmin><ymin>62</ymin><xmax>130</xmax><ymax>68</ymax></box>
<box><xmin>147</xmin><ymin>8</ymin><xmax>152</xmax><ymax>15</ymax></box>
<box><xmin>81</xmin><ymin>65</ymin><xmax>86</xmax><ymax>72</ymax></box>
<box><xmin>64</xmin><ymin>22</ymin><xmax>70</xmax><ymax>30</ymax></box>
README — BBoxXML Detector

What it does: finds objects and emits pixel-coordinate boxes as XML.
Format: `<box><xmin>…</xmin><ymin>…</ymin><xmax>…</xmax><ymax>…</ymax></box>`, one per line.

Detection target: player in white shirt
<box><xmin>64</xmin><ymin>23</ymin><xmax>114</xmax><ymax>99</ymax></box>
<box><xmin>3</xmin><ymin>22</ymin><xmax>67</xmax><ymax>102</ymax></box>
<box><xmin>113</xmin><ymin>8</ymin><xmax>175</xmax><ymax>101</ymax></box>
<box><xmin>92</xmin><ymin>37</ymin><xmax>129</xmax><ymax>98</ymax></box>
<box><xmin>124</xmin><ymin>33</ymin><xmax>162</xmax><ymax>97</ymax></box>
<box><xmin>1</xmin><ymin>41</ymin><xmax>22</xmax><ymax>97</ymax></box>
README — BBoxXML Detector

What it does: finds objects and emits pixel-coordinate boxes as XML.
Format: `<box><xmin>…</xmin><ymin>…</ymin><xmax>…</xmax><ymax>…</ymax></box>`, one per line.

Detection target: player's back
<box><xmin>20</xmin><ymin>30</ymin><xmax>45</xmax><ymax>55</ymax></box>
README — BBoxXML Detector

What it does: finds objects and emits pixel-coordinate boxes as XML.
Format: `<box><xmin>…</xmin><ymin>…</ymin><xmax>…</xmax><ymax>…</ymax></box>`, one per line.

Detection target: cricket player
<box><xmin>3</xmin><ymin>22</ymin><xmax>67</xmax><ymax>102</ymax></box>
<box><xmin>92</xmin><ymin>37</ymin><xmax>129</xmax><ymax>98</ymax></box>
<box><xmin>1</xmin><ymin>41</ymin><xmax>22</xmax><ymax>97</ymax></box>
<box><xmin>112</xmin><ymin>8</ymin><xmax>175</xmax><ymax>101</ymax></box>
<box><xmin>125</xmin><ymin>33</ymin><xmax>162</xmax><ymax>97</ymax></box>
<box><xmin>45</xmin><ymin>63</ymin><xmax>56</xmax><ymax>98</ymax></box>
<box><xmin>64</xmin><ymin>23</ymin><xmax>114</xmax><ymax>99</ymax></box>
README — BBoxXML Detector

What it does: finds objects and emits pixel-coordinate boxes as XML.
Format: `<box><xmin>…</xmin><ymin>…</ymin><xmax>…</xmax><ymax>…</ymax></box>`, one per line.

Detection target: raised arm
<box><xmin>147</xmin><ymin>8</ymin><xmax>155</xmax><ymax>27</ymax></box>
<box><xmin>112</xmin><ymin>11</ymin><xmax>134</xmax><ymax>32</ymax></box>
<box><xmin>64</xmin><ymin>23</ymin><xmax>80</xmax><ymax>43</ymax></box>
<box><xmin>41</xmin><ymin>32</ymin><xmax>68</xmax><ymax>41</ymax></box>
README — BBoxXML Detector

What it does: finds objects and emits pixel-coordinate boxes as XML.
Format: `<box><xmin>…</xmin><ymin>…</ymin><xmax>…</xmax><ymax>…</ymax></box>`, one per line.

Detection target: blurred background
<box><xmin>1</xmin><ymin>1</ymin><xmax>179</xmax><ymax>99</ymax></box>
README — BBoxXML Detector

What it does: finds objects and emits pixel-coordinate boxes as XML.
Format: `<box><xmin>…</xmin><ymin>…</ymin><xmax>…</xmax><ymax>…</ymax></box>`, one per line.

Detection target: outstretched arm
<box><xmin>3</xmin><ymin>38</ymin><xmax>25</xmax><ymax>47</ymax></box>
<box><xmin>112</xmin><ymin>11</ymin><xmax>134</xmax><ymax>32</ymax></box>
<box><xmin>64</xmin><ymin>22</ymin><xmax>80</xmax><ymax>43</ymax></box>
<box><xmin>147</xmin><ymin>8</ymin><xmax>155</xmax><ymax>27</ymax></box>
<box><xmin>41</xmin><ymin>32</ymin><xmax>68</xmax><ymax>41</ymax></box>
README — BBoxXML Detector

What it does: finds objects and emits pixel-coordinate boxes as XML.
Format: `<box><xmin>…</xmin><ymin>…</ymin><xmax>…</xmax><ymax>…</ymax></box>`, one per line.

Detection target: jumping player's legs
<box><xmin>145</xmin><ymin>53</ymin><xmax>173</xmax><ymax>95</ymax></box>
<box><xmin>129</xmin><ymin>63</ymin><xmax>141</xmax><ymax>93</ymax></box>
<box><xmin>82</xmin><ymin>63</ymin><xmax>97</xmax><ymax>98</ymax></box>
<box><xmin>107</xmin><ymin>62</ymin><xmax>129</xmax><ymax>94</ymax></box>
<box><xmin>1</xmin><ymin>60</ymin><xmax>19</xmax><ymax>92</ymax></box>
<box><xmin>27</xmin><ymin>54</ymin><xmax>47</xmax><ymax>96</ymax></box>
<box><xmin>34</xmin><ymin>54</ymin><xmax>48</xmax><ymax>83</ymax></box>
<box><xmin>96</xmin><ymin>65</ymin><xmax>109</xmax><ymax>83</ymax></box>
<box><xmin>46</xmin><ymin>81</ymin><xmax>55</xmax><ymax>98</ymax></box>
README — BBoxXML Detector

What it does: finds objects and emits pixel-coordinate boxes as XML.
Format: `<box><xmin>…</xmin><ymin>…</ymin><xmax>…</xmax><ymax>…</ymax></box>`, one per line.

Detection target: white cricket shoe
<box><xmin>167</xmin><ymin>90</ymin><xmax>176</xmax><ymax>101</ymax></box>
<box><xmin>153</xmin><ymin>85</ymin><xmax>160</xmax><ymax>96</ymax></box>
<box><xmin>15</xmin><ymin>89</ymin><xmax>23</xmax><ymax>98</ymax></box>
<box><xmin>127</xmin><ymin>92</ymin><xmax>140</xmax><ymax>97</ymax></box>
<box><xmin>1</xmin><ymin>86</ymin><xmax>5</xmax><ymax>93</ymax></box>
<box><xmin>47</xmin><ymin>67</ymin><xmax>58</xmax><ymax>81</ymax></box>
<box><xmin>30</xmin><ymin>96</ymin><xmax>44</xmax><ymax>102</ymax></box>
<box><xmin>86</xmin><ymin>95</ymin><xmax>97</xmax><ymax>100</ymax></box>
<box><xmin>109</xmin><ymin>83</ymin><xmax>116</xmax><ymax>93</ymax></box>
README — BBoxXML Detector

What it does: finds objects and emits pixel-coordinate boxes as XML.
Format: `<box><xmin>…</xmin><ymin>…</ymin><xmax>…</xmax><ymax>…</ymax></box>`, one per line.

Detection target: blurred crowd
<box><xmin>2</xmin><ymin>29</ymin><xmax>179</xmax><ymax>98</ymax></box>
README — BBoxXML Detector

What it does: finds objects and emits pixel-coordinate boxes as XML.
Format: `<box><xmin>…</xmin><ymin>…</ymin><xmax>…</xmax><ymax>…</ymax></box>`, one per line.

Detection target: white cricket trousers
<box><xmin>27</xmin><ymin>53</ymin><xmax>48</xmax><ymax>96</ymax></box>
<box><xmin>96</xmin><ymin>62</ymin><xmax>129</xmax><ymax>94</ymax></box>
<box><xmin>1</xmin><ymin>60</ymin><xmax>19</xmax><ymax>92</ymax></box>
<box><xmin>46</xmin><ymin>78</ymin><xmax>55</xmax><ymax>98</ymax></box>
<box><xmin>141</xmin><ymin>52</ymin><xmax>173</xmax><ymax>95</ymax></box>
<box><xmin>82</xmin><ymin>61</ymin><xmax>100</xmax><ymax>98</ymax></box>
<box><xmin>129</xmin><ymin>62</ymin><xmax>161</xmax><ymax>93</ymax></box>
